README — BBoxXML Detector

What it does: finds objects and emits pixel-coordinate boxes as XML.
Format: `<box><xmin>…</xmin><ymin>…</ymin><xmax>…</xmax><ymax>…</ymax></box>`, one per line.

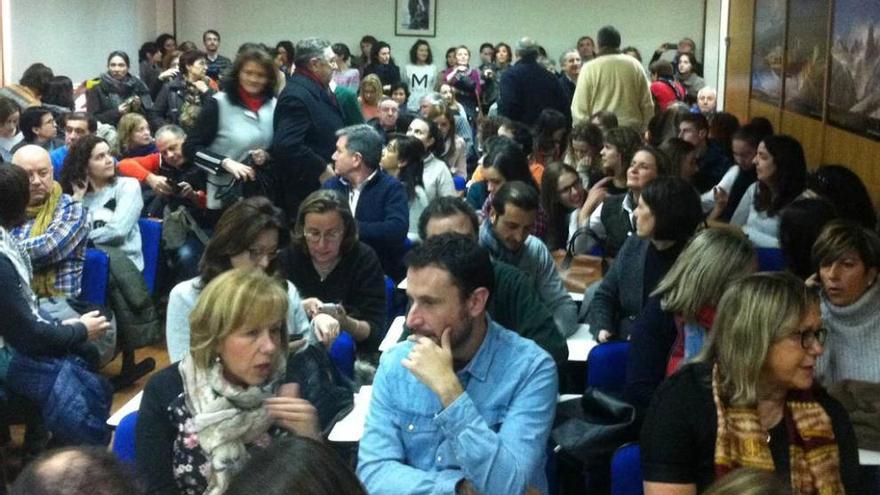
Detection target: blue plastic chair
<box><xmin>111</xmin><ymin>411</ymin><xmax>138</xmax><ymax>464</ymax></box>
<box><xmin>329</xmin><ymin>331</ymin><xmax>356</xmax><ymax>378</ymax></box>
<box><xmin>611</xmin><ymin>443</ymin><xmax>643</xmax><ymax>495</ymax></box>
<box><xmin>138</xmin><ymin>218</ymin><xmax>162</xmax><ymax>295</ymax></box>
<box><xmin>452</xmin><ymin>175</ymin><xmax>467</xmax><ymax>192</ymax></box>
<box><xmin>756</xmin><ymin>247</ymin><xmax>786</xmax><ymax>272</ymax></box>
<box><xmin>586</xmin><ymin>341</ymin><xmax>630</xmax><ymax>394</ymax></box>
<box><xmin>81</xmin><ymin>248</ymin><xmax>110</xmax><ymax>305</ymax></box>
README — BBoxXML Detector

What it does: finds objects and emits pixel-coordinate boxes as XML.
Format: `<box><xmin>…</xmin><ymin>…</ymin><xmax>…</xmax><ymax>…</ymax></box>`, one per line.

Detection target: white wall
<box><xmin>175</xmin><ymin>0</ymin><xmax>706</xmax><ymax>73</ymax></box>
<box><xmin>7</xmin><ymin>0</ymin><xmax>160</xmax><ymax>84</ymax></box>
<box><xmin>702</xmin><ymin>0</ymin><xmax>723</xmax><ymax>98</ymax></box>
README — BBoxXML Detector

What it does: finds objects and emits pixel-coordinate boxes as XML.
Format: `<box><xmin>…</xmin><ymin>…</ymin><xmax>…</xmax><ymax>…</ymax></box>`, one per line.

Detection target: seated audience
<box><xmin>709</xmin><ymin>122</ymin><xmax>771</xmax><ymax>221</ymax></box>
<box><xmin>659</xmin><ymin>136</ymin><xmax>698</xmax><ymax>182</ymax></box>
<box><xmin>357</xmin><ymin>234</ymin><xmax>558</xmax><ymax>494</ymax></box>
<box><xmin>406</xmin><ymin>116</ymin><xmax>457</xmax><ymax>201</ymax></box>
<box><xmin>115</xmin><ymin>112</ymin><xmax>156</xmax><ymax>159</ymax></box>
<box><xmin>586</xmin><ymin>140</ymin><xmax>666</xmax><ymax>256</ymax></box>
<box><xmin>702</xmin><ymin>468</ymin><xmax>790</xmax><ymax>495</ymax></box>
<box><xmin>388</xmin><ymin>81</ymin><xmax>410</xmax><ymax>110</ymax></box>
<box><xmin>118</xmin><ymin>124</ymin><xmax>209</xmax><ymax>279</ymax></box>
<box><xmin>367</xmin><ymin>97</ymin><xmax>400</xmax><ymax>144</ymax></box>
<box><xmin>87</xmin><ymin>50</ymin><xmax>153</xmax><ymax>127</ymax></box>
<box><xmin>805</xmin><ymin>164</ymin><xmax>877</xmax><ymax>229</ymax></box>
<box><xmin>60</xmin><ymin>135</ymin><xmax>144</xmax><ymax>271</ymax></box>
<box><xmin>0</xmin><ymin>96</ymin><xmax>22</xmax><ymax>162</ymax></box>
<box><xmin>590</xmin><ymin>110</ymin><xmax>619</xmax><ymax>132</ymax></box>
<box><xmin>323</xmin><ymin>124</ymin><xmax>408</xmax><ymax>280</ymax></box>
<box><xmin>165</xmin><ymin>197</ymin><xmax>316</xmax><ymax>362</ymax></box>
<box><xmin>11</xmin><ymin>447</ymin><xmax>141</xmax><ymax>495</ymax></box>
<box><xmin>696</xmin><ymin>86</ymin><xmax>718</xmax><ymax>119</ymax></box>
<box><xmin>0</xmin><ymin>165</ymin><xmax>111</xmax><ymax>445</ymax></box>
<box><xmin>184</xmin><ymin>47</ymin><xmax>278</xmax><ymax>211</ymax></box>
<box><xmin>14</xmin><ymin>106</ymin><xmax>60</xmax><ymax>153</ymax></box>
<box><xmin>419</xmin><ymin>91</ymin><xmax>474</xmax><ymax>153</ymax></box>
<box><xmin>150</xmin><ymin>49</ymin><xmax>217</xmax><ymax>131</ymax></box>
<box><xmin>0</xmin><ymin>63</ymin><xmax>53</xmax><ymax>110</ymax></box>
<box><xmin>137</xmin><ymin>269</ymin><xmax>320</xmax><ymax>494</ymax></box>
<box><xmin>480</xmin><ymin>181</ymin><xmax>578</xmax><ymax>336</ymax></box>
<box><xmin>432</xmin><ymin>106</ymin><xmax>467</xmax><ymax>177</ymax></box>
<box><xmin>812</xmin><ymin>220</ymin><xmax>880</xmax><ymax>385</ymax></box>
<box><xmin>625</xmin><ymin>228</ymin><xmax>756</xmax><ymax>412</ymax></box>
<box><xmin>150</xmin><ymin>49</ymin><xmax>182</xmax><ymax>99</ymax></box>
<box><xmin>730</xmin><ymin>134</ymin><xmax>807</xmax><ymax>248</ymax></box>
<box><xmin>138</xmin><ymin>42</ymin><xmax>162</xmax><ymax>93</ymax></box>
<box><xmin>280</xmin><ymin>190</ymin><xmax>386</xmax><ymax>357</ymax></box>
<box><xmin>49</xmin><ymin>112</ymin><xmax>96</xmax><ymax>179</ymax></box>
<box><xmin>678</xmin><ymin>112</ymin><xmax>732</xmax><ymax>193</ymax></box>
<box><xmin>10</xmin><ymin>145</ymin><xmax>88</xmax><ymax>299</ymax></box>
<box><xmin>541</xmin><ymin>161</ymin><xmax>591</xmax><ymax>252</ymax></box>
<box><xmin>358</xmin><ymin>74</ymin><xmax>383</xmax><ymax>121</ymax></box>
<box><xmin>532</xmin><ymin>108</ymin><xmax>570</xmax><ymax>166</ymax></box>
<box><xmin>564</xmin><ymin>121</ymin><xmax>605</xmax><ymax>187</ymax></box>
<box><xmin>584</xmin><ymin>176</ymin><xmax>703</xmax><ymax>342</ymax></box>
<box><xmin>641</xmin><ymin>272</ymin><xmax>863</xmax><ymax>494</ymax></box>
<box><xmin>419</xmin><ymin>197</ymin><xmax>568</xmax><ymax>363</ymax></box>
<box><xmin>226</xmin><ymin>436</ymin><xmax>367</xmax><ymax>495</ymax></box>
<box><xmin>778</xmin><ymin>198</ymin><xmax>838</xmax><ymax>279</ymax></box>
<box><xmin>380</xmin><ymin>135</ymin><xmax>429</xmax><ymax>242</ymax></box>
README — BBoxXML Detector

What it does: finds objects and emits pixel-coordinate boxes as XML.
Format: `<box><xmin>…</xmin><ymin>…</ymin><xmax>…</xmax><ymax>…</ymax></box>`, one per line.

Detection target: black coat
<box><xmin>272</xmin><ymin>74</ymin><xmax>345</xmax><ymax>218</ymax></box>
<box><xmin>498</xmin><ymin>60</ymin><xmax>570</xmax><ymax>126</ymax></box>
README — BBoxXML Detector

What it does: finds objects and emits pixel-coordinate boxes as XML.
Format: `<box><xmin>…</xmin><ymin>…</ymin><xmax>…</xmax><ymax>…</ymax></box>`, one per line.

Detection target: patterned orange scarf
<box><xmin>712</xmin><ymin>365</ymin><xmax>845</xmax><ymax>494</ymax></box>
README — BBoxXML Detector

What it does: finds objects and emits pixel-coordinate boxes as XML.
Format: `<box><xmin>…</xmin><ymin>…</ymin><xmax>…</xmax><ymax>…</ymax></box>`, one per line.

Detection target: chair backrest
<box><xmin>138</xmin><ymin>218</ymin><xmax>162</xmax><ymax>294</ymax></box>
<box><xmin>611</xmin><ymin>443</ymin><xmax>643</xmax><ymax>495</ymax></box>
<box><xmin>453</xmin><ymin>175</ymin><xmax>467</xmax><ymax>192</ymax></box>
<box><xmin>586</xmin><ymin>341</ymin><xmax>630</xmax><ymax>394</ymax></box>
<box><xmin>756</xmin><ymin>247</ymin><xmax>785</xmax><ymax>272</ymax></box>
<box><xmin>328</xmin><ymin>331</ymin><xmax>356</xmax><ymax>379</ymax></box>
<box><xmin>111</xmin><ymin>411</ymin><xmax>138</xmax><ymax>464</ymax></box>
<box><xmin>81</xmin><ymin>248</ymin><xmax>110</xmax><ymax>305</ymax></box>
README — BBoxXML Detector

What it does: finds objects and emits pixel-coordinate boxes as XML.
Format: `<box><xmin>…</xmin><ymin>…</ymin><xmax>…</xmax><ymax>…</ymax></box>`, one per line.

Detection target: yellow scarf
<box><xmin>27</xmin><ymin>182</ymin><xmax>63</xmax><ymax>297</ymax></box>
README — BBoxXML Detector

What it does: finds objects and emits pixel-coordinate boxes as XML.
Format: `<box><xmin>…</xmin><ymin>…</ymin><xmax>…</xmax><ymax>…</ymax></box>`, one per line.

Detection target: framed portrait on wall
<box><xmin>782</xmin><ymin>0</ymin><xmax>829</xmax><ymax>119</ymax></box>
<box><xmin>828</xmin><ymin>0</ymin><xmax>880</xmax><ymax>140</ymax></box>
<box><xmin>395</xmin><ymin>0</ymin><xmax>436</xmax><ymax>37</ymax></box>
<box><xmin>750</xmin><ymin>0</ymin><xmax>786</xmax><ymax>105</ymax></box>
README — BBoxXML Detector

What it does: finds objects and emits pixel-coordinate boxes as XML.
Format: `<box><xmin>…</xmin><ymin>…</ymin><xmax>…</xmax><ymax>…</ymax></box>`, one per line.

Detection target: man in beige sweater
<box><xmin>571</xmin><ymin>26</ymin><xmax>654</xmax><ymax>132</ymax></box>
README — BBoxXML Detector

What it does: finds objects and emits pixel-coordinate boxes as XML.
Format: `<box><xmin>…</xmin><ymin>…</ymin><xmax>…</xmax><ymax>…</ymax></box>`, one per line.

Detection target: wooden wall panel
<box><xmin>750</xmin><ymin>99</ymin><xmax>781</xmax><ymax>133</ymax></box>
<box><xmin>780</xmin><ymin>111</ymin><xmax>824</xmax><ymax>169</ymax></box>
<box><xmin>724</xmin><ymin>0</ymin><xmax>755</xmax><ymax>123</ymax></box>
<box><xmin>823</xmin><ymin>126</ymin><xmax>880</xmax><ymax>206</ymax></box>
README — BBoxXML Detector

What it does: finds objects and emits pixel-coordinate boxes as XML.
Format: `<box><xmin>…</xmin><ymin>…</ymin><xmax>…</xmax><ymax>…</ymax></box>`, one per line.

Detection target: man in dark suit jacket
<box><xmin>498</xmin><ymin>37</ymin><xmax>570</xmax><ymax>126</ymax></box>
<box><xmin>323</xmin><ymin>124</ymin><xmax>408</xmax><ymax>280</ymax></box>
<box><xmin>273</xmin><ymin>37</ymin><xmax>345</xmax><ymax>220</ymax></box>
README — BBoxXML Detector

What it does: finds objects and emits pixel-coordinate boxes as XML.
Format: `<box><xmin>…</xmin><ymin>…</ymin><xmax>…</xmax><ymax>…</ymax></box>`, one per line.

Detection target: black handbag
<box><xmin>285</xmin><ymin>344</ymin><xmax>356</xmax><ymax>435</ymax></box>
<box><xmin>551</xmin><ymin>388</ymin><xmax>637</xmax><ymax>464</ymax></box>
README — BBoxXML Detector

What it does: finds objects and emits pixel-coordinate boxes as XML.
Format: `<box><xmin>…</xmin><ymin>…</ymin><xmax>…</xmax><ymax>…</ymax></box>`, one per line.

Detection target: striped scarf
<box><xmin>26</xmin><ymin>182</ymin><xmax>63</xmax><ymax>297</ymax></box>
<box><xmin>712</xmin><ymin>365</ymin><xmax>845</xmax><ymax>494</ymax></box>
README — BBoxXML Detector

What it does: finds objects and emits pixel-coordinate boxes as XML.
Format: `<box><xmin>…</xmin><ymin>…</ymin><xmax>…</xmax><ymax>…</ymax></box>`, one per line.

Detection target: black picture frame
<box><xmin>395</xmin><ymin>0</ymin><xmax>436</xmax><ymax>37</ymax></box>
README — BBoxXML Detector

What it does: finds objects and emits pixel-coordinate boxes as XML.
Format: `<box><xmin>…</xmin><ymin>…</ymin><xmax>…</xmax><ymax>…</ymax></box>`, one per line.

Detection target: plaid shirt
<box><xmin>12</xmin><ymin>194</ymin><xmax>89</xmax><ymax>298</ymax></box>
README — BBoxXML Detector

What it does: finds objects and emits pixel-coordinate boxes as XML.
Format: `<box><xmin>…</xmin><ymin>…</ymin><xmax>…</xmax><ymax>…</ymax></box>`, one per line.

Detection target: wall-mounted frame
<box><xmin>750</xmin><ymin>0</ymin><xmax>786</xmax><ymax>105</ymax></box>
<box><xmin>395</xmin><ymin>0</ymin><xmax>436</xmax><ymax>37</ymax></box>
<box><xmin>782</xmin><ymin>0</ymin><xmax>828</xmax><ymax>120</ymax></box>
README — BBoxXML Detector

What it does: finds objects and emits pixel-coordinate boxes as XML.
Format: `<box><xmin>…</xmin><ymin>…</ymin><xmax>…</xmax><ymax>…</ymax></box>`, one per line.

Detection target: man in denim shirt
<box><xmin>357</xmin><ymin>234</ymin><xmax>558</xmax><ymax>495</ymax></box>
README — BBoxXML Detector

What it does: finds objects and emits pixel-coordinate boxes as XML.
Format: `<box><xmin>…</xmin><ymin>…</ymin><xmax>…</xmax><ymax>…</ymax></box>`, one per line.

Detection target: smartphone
<box><xmin>320</xmin><ymin>303</ymin><xmax>339</xmax><ymax>314</ymax></box>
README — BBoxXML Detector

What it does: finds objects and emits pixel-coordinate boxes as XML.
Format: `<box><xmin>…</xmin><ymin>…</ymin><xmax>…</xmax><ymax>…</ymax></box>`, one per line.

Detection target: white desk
<box><xmin>328</xmin><ymin>386</ymin><xmax>373</xmax><ymax>443</ymax></box>
<box><xmin>567</xmin><ymin>324</ymin><xmax>597</xmax><ymax>362</ymax></box>
<box><xmin>860</xmin><ymin>449</ymin><xmax>880</xmax><ymax>466</ymax></box>
<box><xmin>107</xmin><ymin>391</ymin><xmax>142</xmax><ymax>427</ymax></box>
<box><xmin>380</xmin><ymin>316</ymin><xmax>406</xmax><ymax>351</ymax></box>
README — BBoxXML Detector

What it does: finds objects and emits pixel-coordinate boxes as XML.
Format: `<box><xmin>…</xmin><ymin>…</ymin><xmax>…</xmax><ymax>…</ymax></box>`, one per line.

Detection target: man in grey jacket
<box><xmin>478</xmin><ymin>181</ymin><xmax>577</xmax><ymax>336</ymax></box>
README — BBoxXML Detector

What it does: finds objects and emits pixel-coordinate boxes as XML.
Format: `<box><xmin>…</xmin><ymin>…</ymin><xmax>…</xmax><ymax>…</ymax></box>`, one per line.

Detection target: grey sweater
<box><xmin>817</xmin><ymin>280</ymin><xmax>880</xmax><ymax>385</ymax></box>
<box><xmin>479</xmin><ymin>220</ymin><xmax>578</xmax><ymax>336</ymax></box>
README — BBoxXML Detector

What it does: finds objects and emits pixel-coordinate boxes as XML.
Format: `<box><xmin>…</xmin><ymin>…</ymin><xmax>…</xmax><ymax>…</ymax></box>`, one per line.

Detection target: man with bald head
<box><xmin>11</xmin><ymin>447</ymin><xmax>140</xmax><ymax>495</ymax></box>
<box><xmin>10</xmin><ymin>144</ymin><xmax>89</xmax><ymax>298</ymax></box>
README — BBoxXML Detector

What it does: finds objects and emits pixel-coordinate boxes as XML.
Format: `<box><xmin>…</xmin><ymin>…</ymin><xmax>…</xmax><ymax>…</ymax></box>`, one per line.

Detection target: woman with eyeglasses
<box><xmin>811</xmin><ymin>220</ymin><xmax>880</xmax><ymax>386</ymax></box>
<box><xmin>165</xmin><ymin>196</ymin><xmax>321</xmax><ymax>363</ymax></box>
<box><xmin>279</xmin><ymin>190</ymin><xmax>386</xmax><ymax>359</ymax></box>
<box><xmin>641</xmin><ymin>272</ymin><xmax>863</xmax><ymax>495</ymax></box>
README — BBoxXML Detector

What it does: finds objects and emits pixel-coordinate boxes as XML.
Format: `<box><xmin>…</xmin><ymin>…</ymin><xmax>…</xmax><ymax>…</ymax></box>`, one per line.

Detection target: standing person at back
<box><xmin>203</xmin><ymin>30</ymin><xmax>232</xmax><ymax>82</ymax></box>
<box><xmin>273</xmin><ymin>38</ymin><xmax>345</xmax><ymax>220</ymax></box>
<box><xmin>571</xmin><ymin>26</ymin><xmax>654</xmax><ymax>131</ymax></box>
<box><xmin>498</xmin><ymin>37</ymin><xmax>570</xmax><ymax>126</ymax></box>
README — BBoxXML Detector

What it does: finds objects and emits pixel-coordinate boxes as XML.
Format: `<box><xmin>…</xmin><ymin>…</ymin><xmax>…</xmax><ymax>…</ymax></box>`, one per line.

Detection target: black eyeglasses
<box><xmin>788</xmin><ymin>328</ymin><xmax>828</xmax><ymax>350</ymax></box>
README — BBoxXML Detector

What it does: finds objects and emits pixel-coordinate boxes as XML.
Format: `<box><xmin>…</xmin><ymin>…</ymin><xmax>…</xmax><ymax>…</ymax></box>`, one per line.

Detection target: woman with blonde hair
<box><xmin>358</xmin><ymin>74</ymin><xmax>383</xmax><ymax>120</ymax></box>
<box><xmin>115</xmin><ymin>112</ymin><xmax>156</xmax><ymax>158</ymax></box>
<box><xmin>641</xmin><ymin>272</ymin><xmax>863</xmax><ymax>494</ymax></box>
<box><xmin>137</xmin><ymin>269</ymin><xmax>320</xmax><ymax>495</ymax></box>
<box><xmin>625</xmin><ymin>228</ymin><xmax>756</xmax><ymax>411</ymax></box>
